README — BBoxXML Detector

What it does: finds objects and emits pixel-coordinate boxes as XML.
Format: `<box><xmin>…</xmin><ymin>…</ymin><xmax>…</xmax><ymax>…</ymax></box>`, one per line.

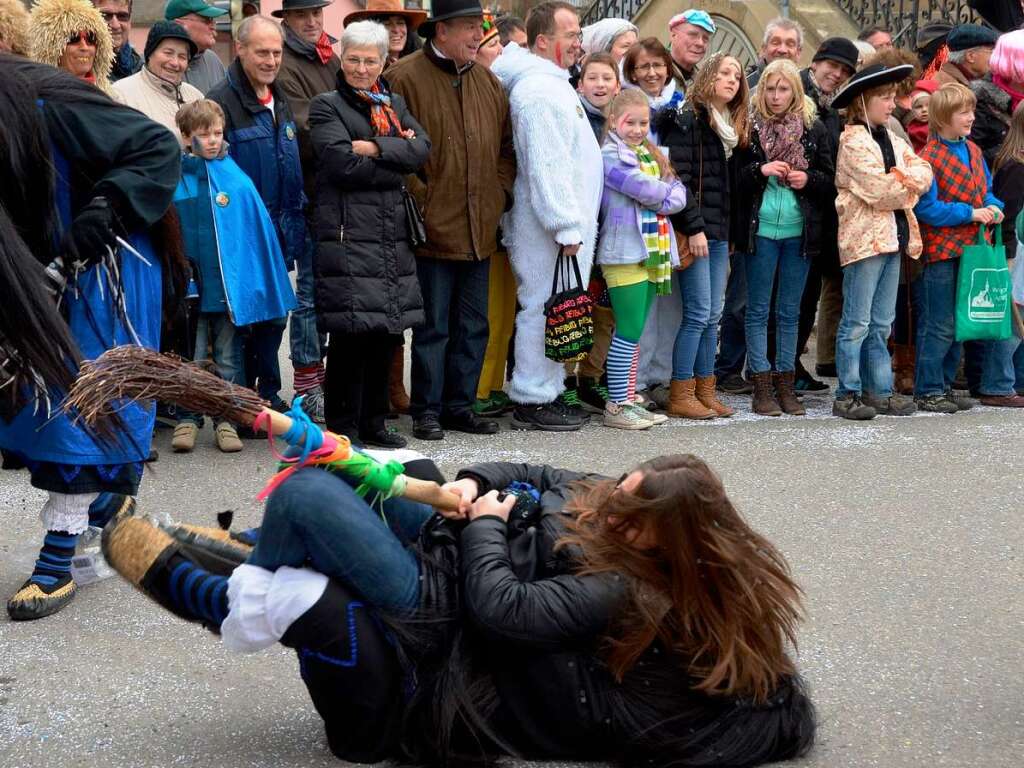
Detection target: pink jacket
<box><xmin>834</xmin><ymin>124</ymin><xmax>934</xmax><ymax>266</ymax></box>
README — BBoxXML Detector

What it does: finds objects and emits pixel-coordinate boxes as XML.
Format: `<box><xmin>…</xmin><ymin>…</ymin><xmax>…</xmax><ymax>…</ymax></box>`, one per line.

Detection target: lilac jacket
<box><xmin>596</xmin><ymin>132</ymin><xmax>687</xmax><ymax>267</ymax></box>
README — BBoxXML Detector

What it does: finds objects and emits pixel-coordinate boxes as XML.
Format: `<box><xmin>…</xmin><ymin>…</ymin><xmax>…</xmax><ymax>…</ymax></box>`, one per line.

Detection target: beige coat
<box><xmin>113</xmin><ymin>67</ymin><xmax>203</xmax><ymax>145</ymax></box>
<box><xmin>835</xmin><ymin>124</ymin><xmax>933</xmax><ymax>266</ymax></box>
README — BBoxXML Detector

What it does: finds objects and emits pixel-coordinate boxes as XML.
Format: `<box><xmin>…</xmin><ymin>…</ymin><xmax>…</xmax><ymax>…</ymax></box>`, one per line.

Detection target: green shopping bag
<box><xmin>955</xmin><ymin>224</ymin><xmax>1012</xmax><ymax>341</ymax></box>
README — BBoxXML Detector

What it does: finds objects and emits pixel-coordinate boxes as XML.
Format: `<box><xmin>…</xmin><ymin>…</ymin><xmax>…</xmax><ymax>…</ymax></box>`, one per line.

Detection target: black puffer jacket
<box><xmin>734</xmin><ymin>118</ymin><xmax>835</xmax><ymax>259</ymax></box>
<box><xmin>309</xmin><ymin>74</ymin><xmax>430</xmax><ymax>335</ymax></box>
<box><xmin>656</xmin><ymin>102</ymin><xmax>736</xmax><ymax>242</ymax></box>
<box><xmin>971</xmin><ymin>75</ymin><xmax>1012</xmax><ymax>168</ymax></box>
<box><xmin>800</xmin><ymin>68</ymin><xmax>844</xmax><ymax>272</ymax></box>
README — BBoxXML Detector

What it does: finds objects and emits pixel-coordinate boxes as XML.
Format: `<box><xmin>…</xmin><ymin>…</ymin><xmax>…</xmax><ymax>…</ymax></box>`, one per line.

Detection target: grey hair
<box><xmin>947</xmin><ymin>48</ymin><xmax>980</xmax><ymax>64</ymax></box>
<box><xmin>762</xmin><ymin>17</ymin><xmax>803</xmax><ymax>49</ymax></box>
<box><xmin>237</xmin><ymin>15</ymin><xmax>284</xmax><ymax>45</ymax></box>
<box><xmin>340</xmin><ymin>20</ymin><xmax>388</xmax><ymax>59</ymax></box>
<box><xmin>853</xmin><ymin>39</ymin><xmax>876</xmax><ymax>66</ymax></box>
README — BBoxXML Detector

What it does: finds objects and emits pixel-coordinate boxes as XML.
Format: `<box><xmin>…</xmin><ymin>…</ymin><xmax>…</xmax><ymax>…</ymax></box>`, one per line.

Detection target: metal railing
<box><xmin>833</xmin><ymin>0</ymin><xmax>981</xmax><ymax>46</ymax></box>
<box><xmin>579</xmin><ymin>0</ymin><xmax>647</xmax><ymax>27</ymax></box>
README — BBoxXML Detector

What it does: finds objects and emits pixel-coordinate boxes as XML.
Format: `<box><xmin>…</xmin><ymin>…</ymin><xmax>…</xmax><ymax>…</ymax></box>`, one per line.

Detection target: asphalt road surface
<box><xmin>2</xmin><ymin>386</ymin><xmax>1022</xmax><ymax>768</ymax></box>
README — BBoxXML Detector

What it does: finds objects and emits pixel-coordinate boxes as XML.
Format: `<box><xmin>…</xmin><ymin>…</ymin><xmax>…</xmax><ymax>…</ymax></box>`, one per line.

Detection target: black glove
<box><xmin>64</xmin><ymin>197</ymin><xmax>117</xmax><ymax>268</ymax></box>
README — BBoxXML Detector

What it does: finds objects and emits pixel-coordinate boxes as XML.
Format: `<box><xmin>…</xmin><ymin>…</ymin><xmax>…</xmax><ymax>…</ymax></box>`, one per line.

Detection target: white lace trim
<box><xmin>39</xmin><ymin>492</ymin><xmax>100</xmax><ymax>535</ymax></box>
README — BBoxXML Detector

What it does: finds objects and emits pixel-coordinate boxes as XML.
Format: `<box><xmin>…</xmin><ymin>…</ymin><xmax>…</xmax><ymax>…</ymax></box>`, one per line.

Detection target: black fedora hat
<box><xmin>831</xmin><ymin>63</ymin><xmax>914</xmax><ymax>110</ymax></box>
<box><xmin>417</xmin><ymin>0</ymin><xmax>485</xmax><ymax>38</ymax></box>
<box><xmin>272</xmin><ymin>0</ymin><xmax>333</xmax><ymax>19</ymax></box>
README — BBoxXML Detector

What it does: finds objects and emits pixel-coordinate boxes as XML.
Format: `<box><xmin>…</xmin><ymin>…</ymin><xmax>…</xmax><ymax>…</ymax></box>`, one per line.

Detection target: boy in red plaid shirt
<box><xmin>913</xmin><ymin>83</ymin><xmax>1021</xmax><ymax>411</ymax></box>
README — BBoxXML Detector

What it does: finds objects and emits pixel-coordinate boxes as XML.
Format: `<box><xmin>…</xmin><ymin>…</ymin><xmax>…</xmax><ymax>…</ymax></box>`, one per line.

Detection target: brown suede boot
<box><xmin>773</xmin><ymin>371</ymin><xmax>806</xmax><ymax>416</ymax></box>
<box><xmin>751</xmin><ymin>372</ymin><xmax>782</xmax><ymax>416</ymax></box>
<box><xmin>695</xmin><ymin>375</ymin><xmax>735</xmax><ymax>417</ymax></box>
<box><xmin>388</xmin><ymin>345</ymin><xmax>410</xmax><ymax>414</ymax></box>
<box><xmin>892</xmin><ymin>344</ymin><xmax>915</xmax><ymax>396</ymax></box>
<box><xmin>666</xmin><ymin>379</ymin><xmax>715</xmax><ymax>420</ymax></box>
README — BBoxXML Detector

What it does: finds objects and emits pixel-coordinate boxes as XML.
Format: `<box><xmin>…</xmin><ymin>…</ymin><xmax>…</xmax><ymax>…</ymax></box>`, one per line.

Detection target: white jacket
<box><xmin>492</xmin><ymin>43</ymin><xmax>603</xmax><ymax>260</ymax></box>
<box><xmin>113</xmin><ymin>66</ymin><xmax>202</xmax><ymax>146</ymax></box>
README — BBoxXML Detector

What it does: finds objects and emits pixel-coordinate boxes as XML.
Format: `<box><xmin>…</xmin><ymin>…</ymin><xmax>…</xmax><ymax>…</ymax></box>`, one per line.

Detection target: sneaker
<box><xmin>214</xmin><ymin>422</ymin><xmax>243</xmax><ymax>453</ymax></box>
<box><xmin>603</xmin><ymin>402</ymin><xmax>652</xmax><ymax>430</ymax></box>
<box><xmin>555</xmin><ymin>390</ymin><xmax>590</xmax><ymax>424</ymax></box>
<box><xmin>629</xmin><ymin>402</ymin><xmax>668</xmax><ymax>424</ymax></box>
<box><xmin>511</xmin><ymin>402</ymin><xmax>583</xmax><ymax>431</ymax></box>
<box><xmin>716</xmin><ymin>373</ymin><xmax>754</xmax><ymax>395</ymax></box>
<box><xmin>862</xmin><ymin>392</ymin><xmax>917</xmax><ymax>416</ymax></box>
<box><xmin>795</xmin><ymin>372</ymin><xmax>830</xmax><ymax>392</ymax></box>
<box><xmin>832</xmin><ymin>394</ymin><xmax>876</xmax><ymax>420</ymax></box>
<box><xmin>577</xmin><ymin>378</ymin><xmax>609</xmax><ymax>413</ymax></box>
<box><xmin>915</xmin><ymin>394</ymin><xmax>959</xmax><ymax>414</ymax></box>
<box><xmin>473</xmin><ymin>391</ymin><xmax>512</xmax><ymax>417</ymax></box>
<box><xmin>815</xmin><ymin>362</ymin><xmax>838</xmax><ymax>378</ymax></box>
<box><xmin>171</xmin><ymin>421</ymin><xmax>199</xmax><ymax>453</ymax></box>
<box><xmin>296</xmin><ymin>385</ymin><xmax>326</xmax><ymax>424</ymax></box>
<box><xmin>944</xmin><ymin>390</ymin><xmax>975</xmax><ymax>411</ymax></box>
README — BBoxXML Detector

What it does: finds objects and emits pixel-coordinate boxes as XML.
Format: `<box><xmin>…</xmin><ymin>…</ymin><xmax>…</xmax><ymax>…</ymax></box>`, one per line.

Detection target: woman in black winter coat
<box><xmin>655</xmin><ymin>53</ymin><xmax>750</xmax><ymax>421</ymax></box>
<box><xmin>103</xmin><ymin>451</ymin><xmax>816</xmax><ymax>767</ymax></box>
<box><xmin>309</xmin><ymin>20</ymin><xmax>430</xmax><ymax>448</ymax></box>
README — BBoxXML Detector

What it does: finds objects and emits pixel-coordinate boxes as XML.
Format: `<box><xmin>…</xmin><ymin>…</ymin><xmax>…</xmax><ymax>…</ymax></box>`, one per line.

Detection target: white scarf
<box><xmin>709</xmin><ymin>104</ymin><xmax>738</xmax><ymax>159</ymax></box>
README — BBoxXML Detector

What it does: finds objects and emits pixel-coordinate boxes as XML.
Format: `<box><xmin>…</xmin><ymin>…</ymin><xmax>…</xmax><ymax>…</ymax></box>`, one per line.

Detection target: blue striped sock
<box><xmin>30</xmin><ymin>531</ymin><xmax>79</xmax><ymax>587</ymax></box>
<box><xmin>161</xmin><ymin>555</ymin><xmax>229</xmax><ymax>627</ymax></box>
<box><xmin>607</xmin><ymin>334</ymin><xmax>638</xmax><ymax>405</ymax></box>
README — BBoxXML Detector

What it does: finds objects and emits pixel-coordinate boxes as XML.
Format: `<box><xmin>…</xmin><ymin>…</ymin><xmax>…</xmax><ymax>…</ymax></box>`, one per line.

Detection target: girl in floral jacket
<box><xmin>832</xmin><ymin>62</ymin><xmax>933</xmax><ymax>421</ymax></box>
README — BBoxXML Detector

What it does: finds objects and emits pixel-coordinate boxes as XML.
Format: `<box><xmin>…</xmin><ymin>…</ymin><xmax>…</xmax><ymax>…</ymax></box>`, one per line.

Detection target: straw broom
<box><xmin>64</xmin><ymin>346</ymin><xmax>461</xmax><ymax>512</ymax></box>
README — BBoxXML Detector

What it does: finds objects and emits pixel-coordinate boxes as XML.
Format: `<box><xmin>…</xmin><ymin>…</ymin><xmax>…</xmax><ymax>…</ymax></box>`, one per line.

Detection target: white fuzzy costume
<box><xmin>492</xmin><ymin>43</ymin><xmax>603</xmax><ymax>404</ymax></box>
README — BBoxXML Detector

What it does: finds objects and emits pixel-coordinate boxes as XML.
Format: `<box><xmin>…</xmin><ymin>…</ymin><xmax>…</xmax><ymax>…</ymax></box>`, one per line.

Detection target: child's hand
<box><xmin>401</xmin><ymin>129</ymin><xmax>416</xmax><ymax>139</ymax></box>
<box><xmin>988</xmin><ymin>206</ymin><xmax>1005</xmax><ymax>224</ymax></box>
<box><xmin>786</xmin><ymin>170</ymin><xmax>808</xmax><ymax>190</ymax></box>
<box><xmin>972</xmin><ymin>207</ymin><xmax>996</xmax><ymax>224</ymax></box>
<box><xmin>761</xmin><ymin>161</ymin><xmax>790</xmax><ymax>179</ymax></box>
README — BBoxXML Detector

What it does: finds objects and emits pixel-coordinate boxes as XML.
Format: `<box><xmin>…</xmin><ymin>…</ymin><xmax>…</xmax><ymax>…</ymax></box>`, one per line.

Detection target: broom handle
<box><xmin>254</xmin><ymin>408</ymin><xmax>462</xmax><ymax>513</ymax></box>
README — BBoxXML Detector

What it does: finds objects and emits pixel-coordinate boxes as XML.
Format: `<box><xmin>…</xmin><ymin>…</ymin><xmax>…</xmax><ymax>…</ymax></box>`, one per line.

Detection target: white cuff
<box><xmin>39</xmin><ymin>492</ymin><xmax>100</xmax><ymax>535</ymax></box>
<box><xmin>221</xmin><ymin>564</ymin><xmax>328</xmax><ymax>653</ymax></box>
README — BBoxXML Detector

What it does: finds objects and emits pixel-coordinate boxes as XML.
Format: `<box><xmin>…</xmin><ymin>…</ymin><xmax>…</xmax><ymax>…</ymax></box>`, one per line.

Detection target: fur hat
<box><xmin>29</xmin><ymin>0</ymin><xmax>114</xmax><ymax>89</ymax></box>
<box><xmin>0</xmin><ymin>0</ymin><xmax>31</xmax><ymax>56</ymax></box>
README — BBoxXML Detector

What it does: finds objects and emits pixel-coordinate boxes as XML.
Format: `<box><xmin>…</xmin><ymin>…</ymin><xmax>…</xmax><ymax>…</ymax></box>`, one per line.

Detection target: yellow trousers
<box><xmin>477</xmin><ymin>251</ymin><xmax>517</xmax><ymax>399</ymax></box>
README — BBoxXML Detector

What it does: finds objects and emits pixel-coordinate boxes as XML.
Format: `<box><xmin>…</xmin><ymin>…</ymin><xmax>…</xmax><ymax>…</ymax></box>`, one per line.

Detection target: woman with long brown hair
<box><xmin>102</xmin><ymin>452</ymin><xmax>815</xmax><ymax>766</ymax></box>
<box><xmin>655</xmin><ymin>53</ymin><xmax>749</xmax><ymax>421</ymax></box>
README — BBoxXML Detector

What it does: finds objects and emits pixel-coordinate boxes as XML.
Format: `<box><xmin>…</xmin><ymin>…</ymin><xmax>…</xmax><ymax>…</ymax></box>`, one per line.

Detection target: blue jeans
<box><xmin>715</xmin><ymin>249</ymin><xmax>747</xmax><ymax>377</ymax></box>
<box><xmin>195</xmin><ymin>313</ymin><xmax>243</xmax><ymax>386</ymax></box>
<box><xmin>913</xmin><ymin>260</ymin><xmax>961</xmax><ymax>397</ymax></box>
<box><xmin>835</xmin><ymin>253</ymin><xmax>900</xmax><ymax>398</ymax></box>
<box><xmin>672</xmin><ymin>239</ymin><xmax>729</xmax><ymax>380</ymax></box>
<box><xmin>979</xmin><ymin>336</ymin><xmax>1021</xmax><ymax>395</ymax></box>
<box><xmin>1015</xmin><ymin>338</ymin><xmax>1024</xmax><ymax>393</ymax></box>
<box><xmin>289</xmin><ymin>234</ymin><xmax>325</xmax><ymax>369</ymax></box>
<box><xmin>247</xmin><ymin>468</ymin><xmax>433</xmax><ymax>616</ymax></box>
<box><xmin>411</xmin><ymin>257</ymin><xmax>490</xmax><ymax>417</ymax></box>
<box><xmin>243</xmin><ymin>319</ymin><xmax>287</xmax><ymax>405</ymax></box>
<box><xmin>745</xmin><ymin>237</ymin><xmax>809</xmax><ymax>374</ymax></box>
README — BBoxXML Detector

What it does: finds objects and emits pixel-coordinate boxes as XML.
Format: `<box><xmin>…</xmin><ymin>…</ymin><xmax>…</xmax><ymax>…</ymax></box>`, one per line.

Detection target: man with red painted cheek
<box><xmin>490</xmin><ymin>1</ymin><xmax>603</xmax><ymax>432</ymax></box>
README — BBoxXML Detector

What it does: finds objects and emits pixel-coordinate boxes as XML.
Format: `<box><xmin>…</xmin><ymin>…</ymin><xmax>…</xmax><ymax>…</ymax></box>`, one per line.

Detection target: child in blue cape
<box><xmin>172</xmin><ymin>99</ymin><xmax>297</xmax><ymax>453</ymax></box>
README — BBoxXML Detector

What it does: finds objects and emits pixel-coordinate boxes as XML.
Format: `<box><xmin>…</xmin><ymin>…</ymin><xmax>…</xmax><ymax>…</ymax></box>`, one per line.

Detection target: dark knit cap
<box><xmin>144</xmin><ymin>20</ymin><xmax>198</xmax><ymax>62</ymax></box>
<box><xmin>812</xmin><ymin>37</ymin><xmax>859</xmax><ymax>72</ymax></box>
<box><xmin>947</xmin><ymin>24</ymin><xmax>999</xmax><ymax>52</ymax></box>
<box><xmin>915</xmin><ymin>21</ymin><xmax>952</xmax><ymax>51</ymax></box>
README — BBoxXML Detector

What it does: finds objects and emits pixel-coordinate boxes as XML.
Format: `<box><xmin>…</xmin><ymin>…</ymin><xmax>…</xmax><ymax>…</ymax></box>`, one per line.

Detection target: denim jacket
<box><xmin>595</xmin><ymin>132</ymin><xmax>687</xmax><ymax>267</ymax></box>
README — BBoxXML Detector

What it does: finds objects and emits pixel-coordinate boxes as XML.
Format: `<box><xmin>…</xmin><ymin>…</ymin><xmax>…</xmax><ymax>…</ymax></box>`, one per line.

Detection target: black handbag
<box><xmin>543</xmin><ymin>248</ymin><xmax>594</xmax><ymax>362</ymax></box>
<box><xmin>402</xmin><ymin>187</ymin><xmax>427</xmax><ymax>247</ymax></box>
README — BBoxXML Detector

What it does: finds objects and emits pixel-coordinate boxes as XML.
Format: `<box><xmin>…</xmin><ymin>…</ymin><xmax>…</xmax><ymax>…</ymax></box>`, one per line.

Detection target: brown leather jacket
<box><xmin>387</xmin><ymin>44</ymin><xmax>516</xmax><ymax>261</ymax></box>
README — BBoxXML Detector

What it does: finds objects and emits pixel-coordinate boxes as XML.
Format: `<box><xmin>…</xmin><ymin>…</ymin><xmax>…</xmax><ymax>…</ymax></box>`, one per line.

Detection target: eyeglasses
<box><xmin>99</xmin><ymin>11</ymin><xmax>130</xmax><ymax>23</ymax></box>
<box><xmin>343</xmin><ymin>56</ymin><xmax>382</xmax><ymax>69</ymax></box>
<box><xmin>67</xmin><ymin>30</ymin><xmax>98</xmax><ymax>46</ymax></box>
<box><xmin>544</xmin><ymin>31</ymin><xmax>583</xmax><ymax>44</ymax></box>
<box><xmin>634</xmin><ymin>62</ymin><xmax>668</xmax><ymax>74</ymax></box>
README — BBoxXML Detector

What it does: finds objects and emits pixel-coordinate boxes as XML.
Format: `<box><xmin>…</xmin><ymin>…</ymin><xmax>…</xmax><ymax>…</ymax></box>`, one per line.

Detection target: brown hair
<box><xmin>607</xmin><ymin>89</ymin><xmax>674</xmax><ymax>179</ymax></box>
<box><xmin>865</xmin><ymin>48</ymin><xmax>921</xmax><ymax>98</ymax></box>
<box><xmin>175</xmin><ymin>99</ymin><xmax>225</xmax><ymax>137</ymax></box>
<box><xmin>994</xmin><ymin>99</ymin><xmax>1024</xmax><ymax>172</ymax></box>
<box><xmin>687</xmin><ymin>52</ymin><xmax>750</xmax><ymax>148</ymax></box>
<box><xmin>928</xmin><ymin>81</ymin><xmax>977</xmax><ymax>133</ymax></box>
<box><xmin>621</xmin><ymin>36</ymin><xmax>673</xmax><ymax>90</ymax></box>
<box><xmin>525</xmin><ymin>0</ymin><xmax>576</xmax><ymax>47</ymax></box>
<box><xmin>560</xmin><ymin>454</ymin><xmax>803</xmax><ymax>703</ymax></box>
<box><xmin>578</xmin><ymin>51</ymin><xmax>620</xmax><ymax>84</ymax></box>
<box><xmin>844</xmin><ymin>82</ymin><xmax>898</xmax><ymax>125</ymax></box>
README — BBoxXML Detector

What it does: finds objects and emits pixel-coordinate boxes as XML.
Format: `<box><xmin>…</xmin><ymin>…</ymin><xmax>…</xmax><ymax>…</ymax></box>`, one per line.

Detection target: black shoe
<box><xmin>716</xmin><ymin>372</ymin><xmax>754</xmax><ymax>395</ymax></box>
<box><xmin>794</xmin><ymin>371</ymin><xmax>829</xmax><ymax>392</ymax></box>
<box><xmin>234</xmin><ymin>424</ymin><xmax>264</xmax><ymax>440</ymax></box>
<box><xmin>555</xmin><ymin>391</ymin><xmax>591</xmax><ymax>423</ymax></box>
<box><xmin>440</xmin><ymin>411</ymin><xmax>499</xmax><ymax>435</ymax></box>
<box><xmin>412</xmin><ymin>415</ymin><xmax>445</xmax><ymax>441</ymax></box>
<box><xmin>146</xmin><ymin>448</ymin><xmax>159</xmax><ymax>463</ymax></box>
<box><xmin>511</xmin><ymin>402</ymin><xmax>583</xmax><ymax>431</ymax></box>
<box><xmin>832</xmin><ymin>394</ymin><xmax>876</xmax><ymax>420</ymax></box>
<box><xmin>915</xmin><ymin>394</ymin><xmax>959</xmax><ymax>414</ymax></box>
<box><xmin>815</xmin><ymin>362</ymin><xmax>837</xmax><ymax>378</ymax></box>
<box><xmin>361</xmin><ymin>427</ymin><xmax>409</xmax><ymax>449</ymax></box>
<box><xmin>576</xmin><ymin>377</ymin><xmax>608</xmax><ymax>413</ymax></box>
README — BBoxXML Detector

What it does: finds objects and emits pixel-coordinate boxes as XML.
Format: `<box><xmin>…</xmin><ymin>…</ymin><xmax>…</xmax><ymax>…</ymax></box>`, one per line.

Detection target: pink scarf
<box><xmin>994</xmin><ymin>73</ymin><xmax>1024</xmax><ymax>113</ymax></box>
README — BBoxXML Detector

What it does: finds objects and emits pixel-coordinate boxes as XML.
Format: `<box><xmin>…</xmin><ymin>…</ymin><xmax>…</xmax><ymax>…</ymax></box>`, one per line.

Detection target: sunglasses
<box><xmin>99</xmin><ymin>11</ymin><xmax>130</xmax><ymax>23</ymax></box>
<box><xmin>67</xmin><ymin>30</ymin><xmax>98</xmax><ymax>46</ymax></box>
